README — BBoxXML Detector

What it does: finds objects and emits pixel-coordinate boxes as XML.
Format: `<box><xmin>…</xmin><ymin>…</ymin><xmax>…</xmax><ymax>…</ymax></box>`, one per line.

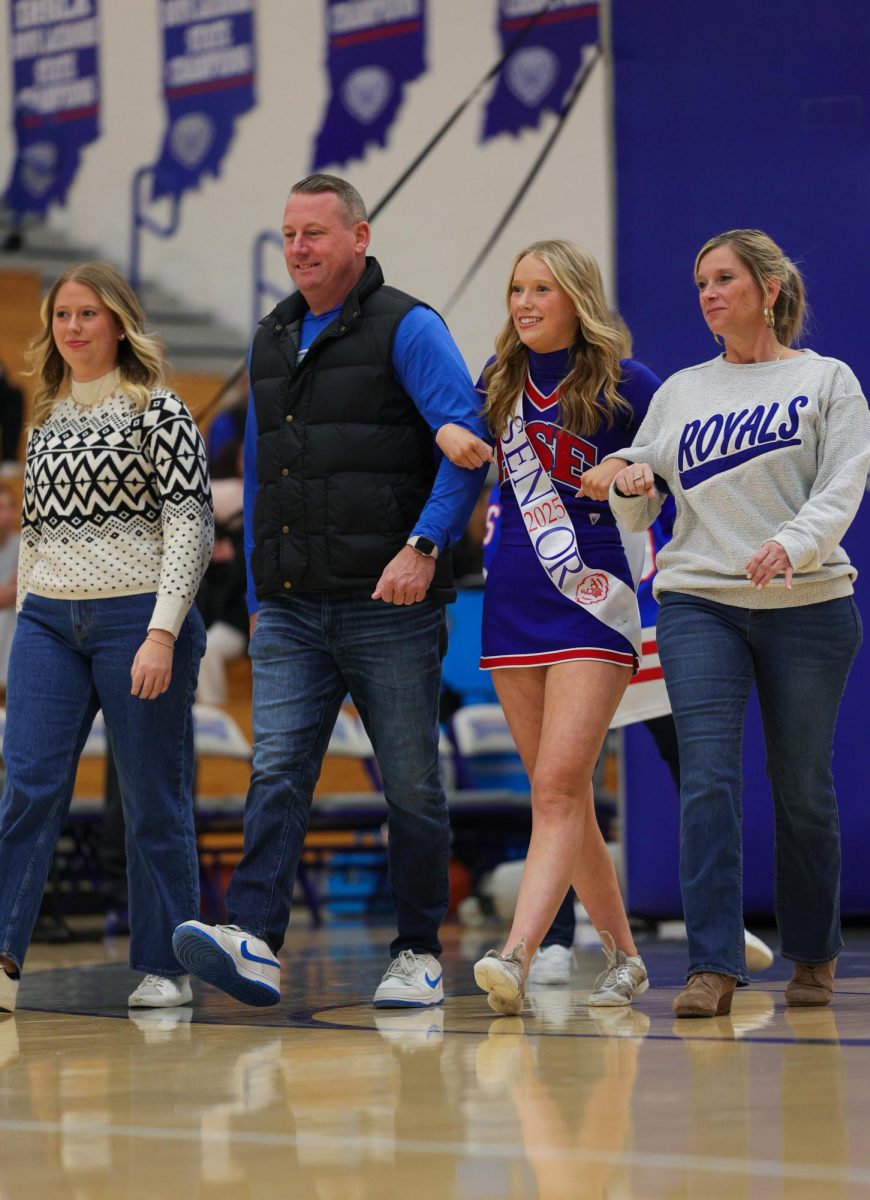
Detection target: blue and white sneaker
<box><xmin>372</xmin><ymin>950</ymin><xmax>444</xmax><ymax>1007</ymax></box>
<box><xmin>172</xmin><ymin>922</ymin><xmax>281</xmax><ymax>1007</ymax></box>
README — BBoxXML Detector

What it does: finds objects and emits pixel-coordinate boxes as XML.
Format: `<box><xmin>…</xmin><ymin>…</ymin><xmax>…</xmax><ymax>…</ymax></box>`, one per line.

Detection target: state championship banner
<box><xmin>313</xmin><ymin>0</ymin><xmax>426</xmax><ymax>169</ymax></box>
<box><xmin>4</xmin><ymin>0</ymin><xmax>101</xmax><ymax>217</ymax></box>
<box><xmin>152</xmin><ymin>0</ymin><xmax>256</xmax><ymax>201</ymax></box>
<box><xmin>482</xmin><ymin>0</ymin><xmax>598</xmax><ymax>141</ymax></box>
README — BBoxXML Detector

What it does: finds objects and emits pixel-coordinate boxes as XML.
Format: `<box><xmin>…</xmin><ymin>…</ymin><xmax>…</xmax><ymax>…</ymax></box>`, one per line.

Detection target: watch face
<box><xmin>413</xmin><ymin>537</ymin><xmax>436</xmax><ymax>556</ymax></box>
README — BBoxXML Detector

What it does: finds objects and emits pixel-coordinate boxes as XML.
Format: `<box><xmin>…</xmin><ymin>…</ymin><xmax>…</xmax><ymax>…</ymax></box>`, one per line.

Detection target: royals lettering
<box><xmin>678</xmin><ymin>395</ymin><xmax>809</xmax><ymax>490</ymax></box>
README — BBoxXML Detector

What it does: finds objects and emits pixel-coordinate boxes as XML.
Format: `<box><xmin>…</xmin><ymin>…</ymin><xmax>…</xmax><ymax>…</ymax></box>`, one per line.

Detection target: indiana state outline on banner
<box><xmin>483</xmin><ymin>0</ymin><xmax>598</xmax><ymax>141</ymax></box>
<box><xmin>151</xmin><ymin>0</ymin><xmax>257</xmax><ymax>202</ymax></box>
<box><xmin>4</xmin><ymin>0</ymin><xmax>101</xmax><ymax>218</ymax></box>
<box><xmin>312</xmin><ymin>0</ymin><xmax>427</xmax><ymax>170</ymax></box>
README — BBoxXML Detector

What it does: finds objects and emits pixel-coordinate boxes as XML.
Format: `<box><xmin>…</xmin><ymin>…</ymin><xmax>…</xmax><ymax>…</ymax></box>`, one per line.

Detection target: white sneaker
<box><xmin>372</xmin><ymin>950</ymin><xmax>443</xmax><ymax>1007</ymax></box>
<box><xmin>172</xmin><ymin>921</ymin><xmax>281</xmax><ymax>1007</ymax></box>
<box><xmin>0</xmin><ymin>968</ymin><xmax>19</xmax><ymax>1014</ymax></box>
<box><xmin>744</xmin><ymin>929</ymin><xmax>774</xmax><ymax>972</ymax></box>
<box><xmin>587</xmin><ymin>931</ymin><xmax>649</xmax><ymax>1007</ymax></box>
<box><xmin>528</xmin><ymin>944</ymin><xmax>574</xmax><ymax>985</ymax></box>
<box><xmin>474</xmin><ymin>943</ymin><xmax>526</xmax><ymax>1015</ymax></box>
<box><xmin>128</xmin><ymin>974</ymin><xmax>192</xmax><ymax>1008</ymax></box>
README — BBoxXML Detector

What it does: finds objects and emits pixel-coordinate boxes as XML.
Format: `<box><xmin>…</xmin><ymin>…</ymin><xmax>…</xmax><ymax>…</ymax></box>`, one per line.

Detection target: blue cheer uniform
<box><xmin>480</xmin><ymin>348</ymin><xmax>660</xmax><ymax>670</ymax></box>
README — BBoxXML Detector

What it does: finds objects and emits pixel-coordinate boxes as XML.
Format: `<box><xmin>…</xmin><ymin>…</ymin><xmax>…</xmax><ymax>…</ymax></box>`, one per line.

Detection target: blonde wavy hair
<box><xmin>26</xmin><ymin>262</ymin><xmax>166</xmax><ymax>426</ymax></box>
<box><xmin>483</xmin><ymin>240</ymin><xmax>632</xmax><ymax>438</ymax></box>
<box><xmin>694</xmin><ymin>229</ymin><xmax>807</xmax><ymax>347</ymax></box>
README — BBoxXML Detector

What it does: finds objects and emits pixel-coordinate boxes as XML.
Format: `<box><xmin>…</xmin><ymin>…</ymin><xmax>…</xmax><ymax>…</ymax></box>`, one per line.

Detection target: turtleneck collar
<box><xmin>527</xmin><ymin>346</ymin><xmax>572</xmax><ymax>392</ymax></box>
<box><xmin>70</xmin><ymin>367</ymin><xmax>122</xmax><ymax>408</ymax></box>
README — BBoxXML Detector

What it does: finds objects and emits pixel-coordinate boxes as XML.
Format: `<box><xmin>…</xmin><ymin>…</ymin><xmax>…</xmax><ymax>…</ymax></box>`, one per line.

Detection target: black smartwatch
<box><xmin>407</xmin><ymin>535</ymin><xmax>439</xmax><ymax>559</ymax></box>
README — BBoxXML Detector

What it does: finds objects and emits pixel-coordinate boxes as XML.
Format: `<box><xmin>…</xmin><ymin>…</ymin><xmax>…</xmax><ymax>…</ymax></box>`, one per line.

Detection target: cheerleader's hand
<box><xmin>577</xmin><ymin>459</ymin><xmax>626</xmax><ymax>500</ymax></box>
<box><xmin>436</xmin><ymin>423</ymin><xmax>493</xmax><ymax>469</ymax></box>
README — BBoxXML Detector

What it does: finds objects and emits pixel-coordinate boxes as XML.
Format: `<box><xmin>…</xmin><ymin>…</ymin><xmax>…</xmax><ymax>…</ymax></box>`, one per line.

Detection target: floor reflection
<box><xmin>1</xmin><ymin>928</ymin><xmax>870</xmax><ymax>1198</ymax></box>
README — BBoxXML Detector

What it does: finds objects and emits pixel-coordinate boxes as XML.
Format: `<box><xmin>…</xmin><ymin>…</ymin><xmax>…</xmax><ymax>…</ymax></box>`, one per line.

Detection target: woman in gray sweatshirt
<box><xmin>605</xmin><ymin>229</ymin><xmax>869</xmax><ymax>1018</ymax></box>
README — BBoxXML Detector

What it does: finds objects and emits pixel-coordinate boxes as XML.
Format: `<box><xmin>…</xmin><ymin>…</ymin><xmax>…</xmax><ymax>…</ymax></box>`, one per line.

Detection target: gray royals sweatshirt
<box><xmin>607</xmin><ymin>350</ymin><xmax>870</xmax><ymax>608</ymax></box>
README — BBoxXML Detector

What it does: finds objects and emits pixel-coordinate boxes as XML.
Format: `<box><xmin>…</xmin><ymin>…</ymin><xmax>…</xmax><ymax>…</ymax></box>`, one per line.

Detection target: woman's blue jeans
<box><xmin>0</xmin><ymin>594</ymin><xmax>205</xmax><ymax>976</ymax></box>
<box><xmin>226</xmin><ymin>593</ymin><xmax>450</xmax><ymax>958</ymax></box>
<box><xmin>657</xmin><ymin>592</ymin><xmax>862</xmax><ymax>982</ymax></box>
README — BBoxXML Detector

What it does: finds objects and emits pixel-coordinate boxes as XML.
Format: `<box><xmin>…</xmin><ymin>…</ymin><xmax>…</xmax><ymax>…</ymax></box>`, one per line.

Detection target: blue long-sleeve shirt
<box><xmin>244</xmin><ymin>303</ymin><xmax>489</xmax><ymax>612</ymax></box>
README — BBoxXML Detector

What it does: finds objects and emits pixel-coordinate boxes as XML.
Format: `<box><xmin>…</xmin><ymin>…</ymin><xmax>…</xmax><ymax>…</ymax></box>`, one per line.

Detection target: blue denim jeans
<box><xmin>657</xmin><ymin>592</ymin><xmax>862</xmax><ymax>982</ymax></box>
<box><xmin>0</xmin><ymin>594</ymin><xmax>205</xmax><ymax>976</ymax></box>
<box><xmin>226</xmin><ymin>593</ymin><xmax>450</xmax><ymax>958</ymax></box>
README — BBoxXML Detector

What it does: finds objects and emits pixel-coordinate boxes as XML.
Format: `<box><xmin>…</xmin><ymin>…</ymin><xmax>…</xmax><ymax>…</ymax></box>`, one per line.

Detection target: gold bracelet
<box><xmin>146</xmin><ymin>633</ymin><xmax>175</xmax><ymax>649</ymax></box>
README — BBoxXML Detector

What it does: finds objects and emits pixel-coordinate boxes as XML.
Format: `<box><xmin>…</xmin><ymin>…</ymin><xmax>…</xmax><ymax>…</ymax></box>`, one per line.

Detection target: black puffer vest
<box><xmin>249</xmin><ymin>257</ymin><xmax>454</xmax><ymax>601</ymax></box>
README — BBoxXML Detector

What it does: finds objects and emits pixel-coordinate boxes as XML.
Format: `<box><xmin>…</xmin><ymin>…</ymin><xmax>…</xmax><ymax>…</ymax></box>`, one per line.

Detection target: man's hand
<box><xmin>372</xmin><ymin>545</ymin><xmax>436</xmax><ymax>604</ymax></box>
<box><xmin>436</xmin><ymin>423</ymin><xmax>493</xmax><ymax>469</ymax></box>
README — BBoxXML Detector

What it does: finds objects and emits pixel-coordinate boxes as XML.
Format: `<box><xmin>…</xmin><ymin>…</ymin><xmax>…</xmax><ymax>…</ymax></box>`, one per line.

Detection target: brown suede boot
<box><xmin>672</xmin><ymin>972</ymin><xmax>736</xmax><ymax>1018</ymax></box>
<box><xmin>784</xmin><ymin>958</ymin><xmax>837</xmax><ymax>1007</ymax></box>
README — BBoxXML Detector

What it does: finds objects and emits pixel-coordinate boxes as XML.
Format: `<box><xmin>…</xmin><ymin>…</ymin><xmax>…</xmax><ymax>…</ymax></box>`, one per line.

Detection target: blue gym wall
<box><xmin>612</xmin><ymin>0</ymin><xmax>870</xmax><ymax>916</ymax></box>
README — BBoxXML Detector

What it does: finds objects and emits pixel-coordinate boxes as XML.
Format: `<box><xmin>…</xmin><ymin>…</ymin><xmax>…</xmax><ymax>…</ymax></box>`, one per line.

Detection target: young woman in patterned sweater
<box><xmin>0</xmin><ymin>262</ymin><xmax>213</xmax><ymax>1014</ymax></box>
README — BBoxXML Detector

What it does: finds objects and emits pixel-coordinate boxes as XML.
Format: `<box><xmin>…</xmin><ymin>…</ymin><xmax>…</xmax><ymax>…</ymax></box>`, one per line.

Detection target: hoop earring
<box><xmin>712</xmin><ymin>333</ymin><xmax>723</xmax><ymax>347</ymax></box>
<box><xmin>763</xmin><ymin>305</ymin><xmax>775</xmax><ymax>328</ymax></box>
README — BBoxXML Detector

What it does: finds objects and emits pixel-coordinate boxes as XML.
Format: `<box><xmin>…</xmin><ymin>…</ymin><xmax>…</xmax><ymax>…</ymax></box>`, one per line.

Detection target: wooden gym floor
<box><xmin>1</xmin><ymin>921</ymin><xmax>870</xmax><ymax>1198</ymax></box>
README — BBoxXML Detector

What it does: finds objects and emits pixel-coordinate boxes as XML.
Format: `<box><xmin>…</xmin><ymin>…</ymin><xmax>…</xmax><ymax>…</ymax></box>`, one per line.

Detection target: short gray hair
<box><xmin>289</xmin><ymin>174</ymin><xmax>367</xmax><ymax>225</ymax></box>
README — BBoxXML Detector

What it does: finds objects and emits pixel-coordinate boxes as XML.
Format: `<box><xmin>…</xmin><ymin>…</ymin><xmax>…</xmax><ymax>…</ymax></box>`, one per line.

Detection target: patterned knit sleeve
<box><xmin>16</xmin><ymin>431</ymin><xmax>42</xmax><ymax>612</ymax></box>
<box><xmin>141</xmin><ymin>391</ymin><xmax>214</xmax><ymax>637</ymax></box>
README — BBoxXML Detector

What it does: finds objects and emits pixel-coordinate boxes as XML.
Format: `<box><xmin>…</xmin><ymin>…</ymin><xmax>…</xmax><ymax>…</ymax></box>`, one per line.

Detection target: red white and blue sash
<box><xmin>500</xmin><ymin>383</ymin><xmax>642</xmax><ymax>662</ymax></box>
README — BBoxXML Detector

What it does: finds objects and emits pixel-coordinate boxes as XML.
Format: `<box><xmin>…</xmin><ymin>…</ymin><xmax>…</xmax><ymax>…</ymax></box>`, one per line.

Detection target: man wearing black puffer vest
<box><xmin>174</xmin><ymin>174</ymin><xmax>491</xmax><ymax>1009</ymax></box>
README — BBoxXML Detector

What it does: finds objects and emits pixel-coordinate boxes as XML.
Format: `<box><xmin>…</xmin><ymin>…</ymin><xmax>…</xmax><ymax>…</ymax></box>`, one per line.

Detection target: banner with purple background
<box><xmin>152</xmin><ymin>0</ymin><xmax>256</xmax><ymax>201</ymax></box>
<box><xmin>313</xmin><ymin>0</ymin><xmax>426</xmax><ymax>170</ymax></box>
<box><xmin>482</xmin><ymin>0</ymin><xmax>598</xmax><ymax>141</ymax></box>
<box><xmin>4</xmin><ymin>0</ymin><xmax>101</xmax><ymax>217</ymax></box>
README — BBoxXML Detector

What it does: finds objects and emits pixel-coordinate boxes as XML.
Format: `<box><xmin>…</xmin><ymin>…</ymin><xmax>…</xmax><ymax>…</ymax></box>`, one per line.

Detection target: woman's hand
<box><xmin>745</xmin><ymin>540</ymin><xmax>793</xmax><ymax>589</ymax></box>
<box><xmin>576</xmin><ymin>459</ymin><xmax>626</xmax><ymax>500</ymax></box>
<box><xmin>436</xmin><ymin>423</ymin><xmax>493</xmax><ymax>469</ymax></box>
<box><xmin>612</xmin><ymin>462</ymin><xmax>658</xmax><ymax>499</ymax></box>
<box><xmin>131</xmin><ymin>632</ymin><xmax>174</xmax><ymax>699</ymax></box>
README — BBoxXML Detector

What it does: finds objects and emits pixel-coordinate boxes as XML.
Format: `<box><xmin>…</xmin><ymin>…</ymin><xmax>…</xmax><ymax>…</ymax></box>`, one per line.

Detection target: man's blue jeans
<box><xmin>226</xmin><ymin>593</ymin><xmax>450</xmax><ymax>958</ymax></box>
<box><xmin>657</xmin><ymin>592</ymin><xmax>862</xmax><ymax>982</ymax></box>
<box><xmin>0</xmin><ymin>594</ymin><xmax>205</xmax><ymax>976</ymax></box>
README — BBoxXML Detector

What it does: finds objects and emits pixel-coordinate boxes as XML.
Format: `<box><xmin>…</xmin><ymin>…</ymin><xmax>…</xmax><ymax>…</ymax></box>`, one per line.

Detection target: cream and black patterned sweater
<box><xmin>18</xmin><ymin>376</ymin><xmax>214</xmax><ymax>638</ymax></box>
